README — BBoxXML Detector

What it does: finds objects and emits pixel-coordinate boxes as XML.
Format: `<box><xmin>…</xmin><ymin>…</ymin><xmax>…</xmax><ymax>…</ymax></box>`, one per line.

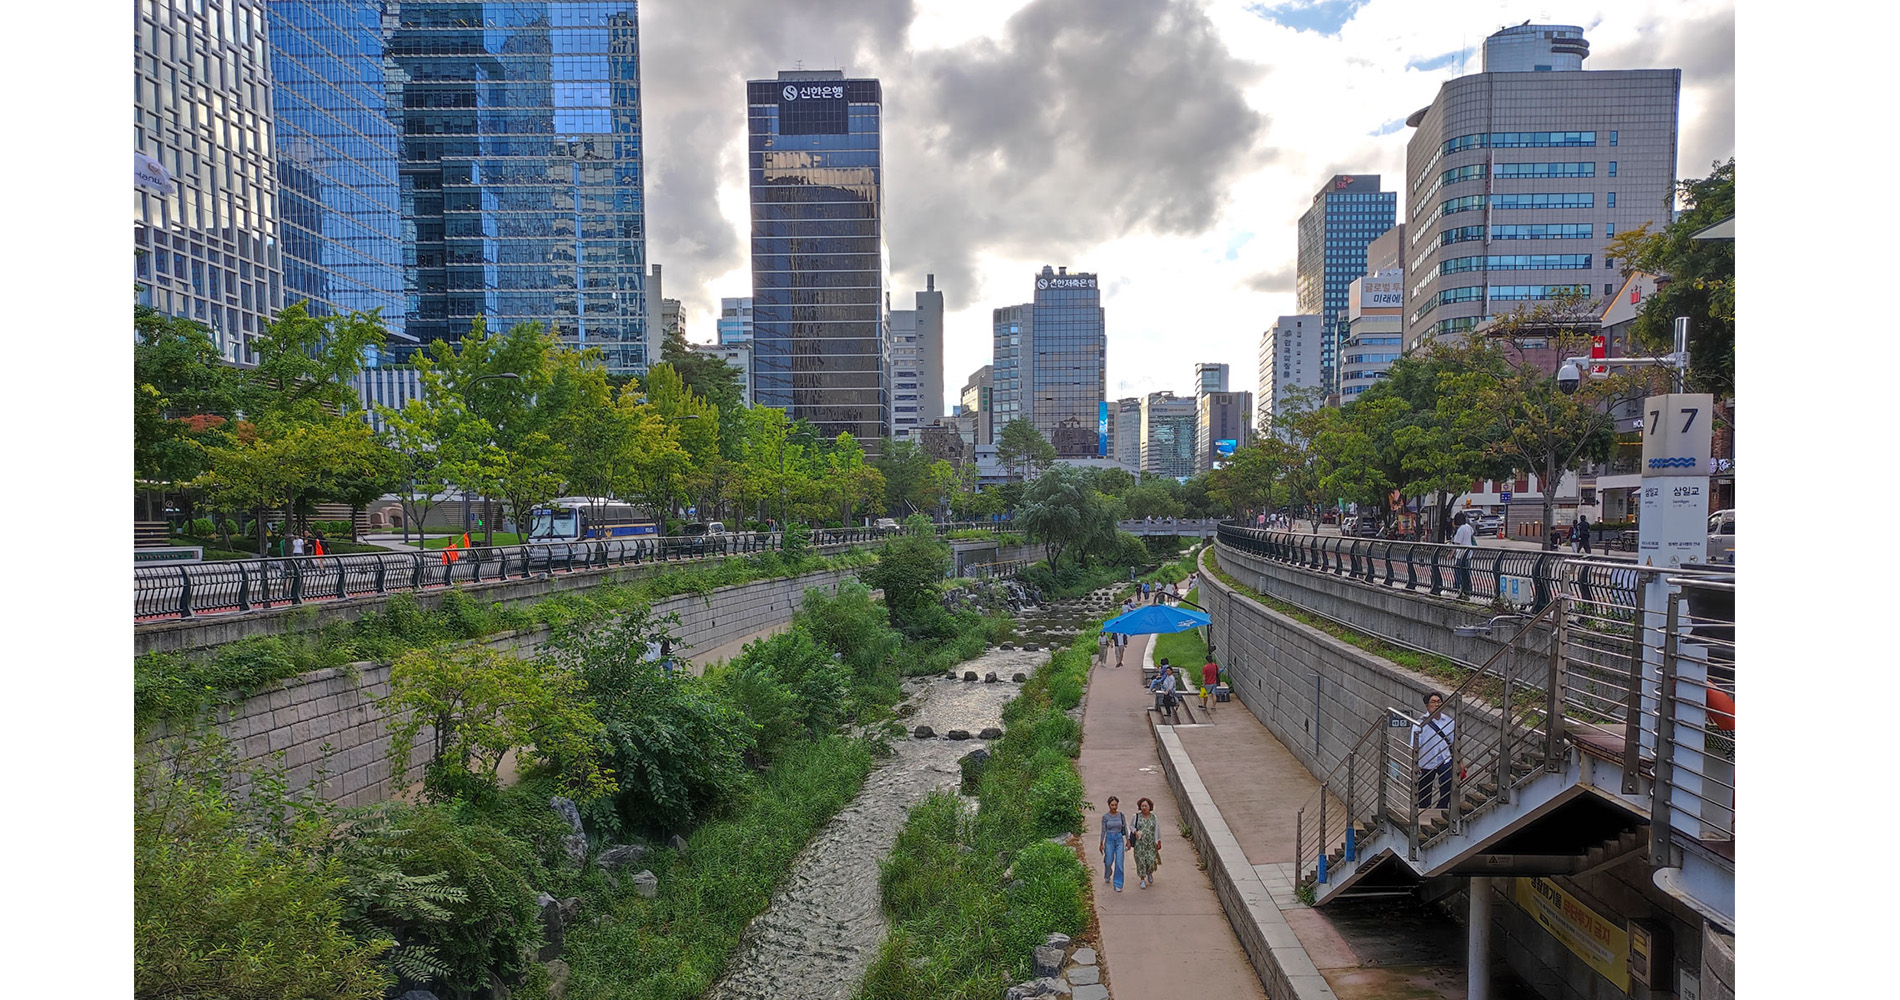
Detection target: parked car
<box><xmin>674</xmin><ymin>521</ymin><xmax>726</xmax><ymax>556</ymax></box>
<box><xmin>1352</xmin><ymin>518</ymin><xmax>1382</xmax><ymax>537</ymax></box>
<box><xmin>1474</xmin><ymin>513</ymin><xmax>1504</xmax><ymax>534</ymax></box>
<box><xmin>873</xmin><ymin>517</ymin><xmax>901</xmax><ymax>534</ymax></box>
<box><xmin>1706</xmin><ymin>509</ymin><xmax>1735</xmax><ymax>564</ymax></box>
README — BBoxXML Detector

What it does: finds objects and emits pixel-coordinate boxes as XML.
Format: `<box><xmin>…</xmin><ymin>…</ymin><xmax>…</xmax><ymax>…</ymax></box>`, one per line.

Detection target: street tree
<box><xmin>1604</xmin><ymin>159</ymin><xmax>1735</xmax><ymax>399</ymax></box>
<box><xmin>1019</xmin><ymin>464</ymin><xmax>1117</xmax><ymax>568</ymax></box>
<box><xmin>995</xmin><ymin>419</ymin><xmax>1056</xmax><ymax>481</ymax></box>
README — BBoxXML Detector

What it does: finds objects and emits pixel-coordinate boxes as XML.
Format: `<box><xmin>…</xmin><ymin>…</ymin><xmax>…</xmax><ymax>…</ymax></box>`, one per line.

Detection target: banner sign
<box><xmin>1097</xmin><ymin>401</ymin><xmax>1109</xmax><ymax>457</ymax></box>
<box><xmin>1513</xmin><ymin>878</ymin><xmax>1629</xmax><ymax>991</ymax></box>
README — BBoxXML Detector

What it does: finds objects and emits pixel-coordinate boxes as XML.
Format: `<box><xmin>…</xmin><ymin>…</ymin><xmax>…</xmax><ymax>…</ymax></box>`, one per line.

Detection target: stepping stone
<box><xmin>1066</xmin><ymin>965</ymin><xmax>1100</xmax><ymax>986</ymax></box>
<box><xmin>1072</xmin><ymin>947</ymin><xmax>1096</xmax><ymax>965</ymax></box>
<box><xmin>1072</xmin><ymin>986</ymin><xmax>1109</xmax><ymax>1000</ymax></box>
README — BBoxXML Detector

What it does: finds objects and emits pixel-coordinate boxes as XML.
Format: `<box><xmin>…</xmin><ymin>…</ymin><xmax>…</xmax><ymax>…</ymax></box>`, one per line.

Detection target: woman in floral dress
<box><xmin>1130</xmin><ymin>797</ymin><xmax>1162</xmax><ymax>889</ymax></box>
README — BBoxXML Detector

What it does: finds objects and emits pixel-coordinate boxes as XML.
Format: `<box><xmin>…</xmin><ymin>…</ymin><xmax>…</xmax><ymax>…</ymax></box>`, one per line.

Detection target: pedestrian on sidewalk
<box><xmin>1200</xmin><ymin>657</ymin><xmax>1220</xmax><ymax>713</ymax></box>
<box><xmin>1114</xmin><ymin>630</ymin><xmax>1129</xmax><ymax>667</ymax></box>
<box><xmin>1100</xmin><ymin>796</ymin><xmax>1128</xmax><ymax>892</ymax></box>
<box><xmin>1412</xmin><ymin>692</ymin><xmax>1456</xmax><ymax>816</ymax></box>
<box><xmin>1450</xmin><ymin>513</ymin><xmax>1475</xmax><ymax>597</ymax></box>
<box><xmin>1097</xmin><ymin>629</ymin><xmax>1112</xmax><ymax>667</ymax></box>
<box><xmin>291</xmin><ymin>532</ymin><xmax>306</xmax><ymax>557</ymax></box>
<box><xmin>1130</xmin><ymin>797</ymin><xmax>1163</xmax><ymax>889</ymax></box>
<box><xmin>1572</xmin><ymin>513</ymin><xmax>1593</xmax><ymax>554</ymax></box>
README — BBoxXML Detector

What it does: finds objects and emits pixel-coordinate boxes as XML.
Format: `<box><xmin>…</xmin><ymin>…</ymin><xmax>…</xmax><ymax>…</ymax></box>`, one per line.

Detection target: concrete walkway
<box><xmin>1076</xmin><ymin>630</ymin><xmax>1268</xmax><ymax>1000</ymax></box>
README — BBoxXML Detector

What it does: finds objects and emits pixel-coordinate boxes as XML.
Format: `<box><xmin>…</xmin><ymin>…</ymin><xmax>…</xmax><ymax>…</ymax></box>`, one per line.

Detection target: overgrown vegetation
<box><xmin>855</xmin><ymin>632</ymin><xmax>1099</xmax><ymax>999</ymax></box>
<box><xmin>135</xmin><ymin>545</ymin><xmax>879</xmax><ymax>728</ymax></box>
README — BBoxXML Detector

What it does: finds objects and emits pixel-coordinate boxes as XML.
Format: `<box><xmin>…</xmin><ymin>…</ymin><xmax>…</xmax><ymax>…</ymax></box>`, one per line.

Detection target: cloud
<box><xmin>1404</xmin><ymin>49</ymin><xmax>1467</xmax><ymax>73</ymax></box>
<box><xmin>1245</xmin><ymin>264</ymin><xmax>1296</xmax><ymax>294</ymax></box>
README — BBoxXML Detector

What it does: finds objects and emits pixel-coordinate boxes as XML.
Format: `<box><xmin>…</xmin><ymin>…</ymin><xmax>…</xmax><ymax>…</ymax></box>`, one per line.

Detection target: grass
<box><xmin>1151</xmin><ymin>586</ymin><xmax>1210</xmax><ymax>679</ymax></box>
<box><xmin>855</xmin><ymin>632</ymin><xmax>1098</xmax><ymax>1000</ymax></box>
<box><xmin>404</xmin><ymin>532</ymin><xmax>530</xmax><ymax>549</ymax></box>
<box><xmin>548</xmin><ymin>736</ymin><xmax>877</xmax><ymax>1000</ymax></box>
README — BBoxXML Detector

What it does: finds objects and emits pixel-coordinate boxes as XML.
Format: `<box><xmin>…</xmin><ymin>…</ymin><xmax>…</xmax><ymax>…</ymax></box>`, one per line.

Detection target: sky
<box><xmin>644</xmin><ymin>0</ymin><xmax>1734</xmax><ymax>413</ymax></box>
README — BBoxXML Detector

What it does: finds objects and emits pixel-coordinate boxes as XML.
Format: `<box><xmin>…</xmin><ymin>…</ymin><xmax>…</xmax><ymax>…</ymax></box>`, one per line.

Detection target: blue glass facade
<box><xmin>268</xmin><ymin>0</ymin><xmax>406</xmax><ymax>344</ymax></box>
<box><xmin>747</xmin><ymin>72</ymin><xmax>887</xmax><ymax>447</ymax></box>
<box><xmin>387</xmin><ymin>1</ymin><xmax>649</xmax><ymax>372</ymax></box>
<box><xmin>1295</xmin><ymin>175</ymin><xmax>1396</xmax><ymax>394</ymax></box>
<box><xmin>1029</xmin><ymin>269</ymin><xmax>1106</xmax><ymax>458</ymax></box>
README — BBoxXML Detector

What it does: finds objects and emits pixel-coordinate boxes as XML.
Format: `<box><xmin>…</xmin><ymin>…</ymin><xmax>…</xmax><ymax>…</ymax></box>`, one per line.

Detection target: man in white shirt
<box><xmin>1411</xmin><ymin>691</ymin><xmax>1456</xmax><ymax>815</ymax></box>
<box><xmin>1151</xmin><ymin>659</ymin><xmax>1179</xmax><ymax>718</ymax></box>
<box><xmin>1451</xmin><ymin>513</ymin><xmax>1476</xmax><ymax>597</ymax></box>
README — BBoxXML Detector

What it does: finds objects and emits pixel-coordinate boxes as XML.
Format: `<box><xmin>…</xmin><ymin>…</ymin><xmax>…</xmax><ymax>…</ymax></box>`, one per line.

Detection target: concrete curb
<box><xmin>1152</xmin><ymin>721</ymin><xmax>1340</xmax><ymax>1000</ymax></box>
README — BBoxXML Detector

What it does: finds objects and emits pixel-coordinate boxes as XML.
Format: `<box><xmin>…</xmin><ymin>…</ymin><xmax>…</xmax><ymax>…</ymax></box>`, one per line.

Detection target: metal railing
<box><xmin>1216</xmin><ymin>524</ymin><xmax>1643</xmax><ymax>614</ymax></box>
<box><xmin>134</xmin><ymin>521</ymin><xmax>1019</xmax><ymax>622</ymax></box>
<box><xmin>1287</xmin><ymin>562</ymin><xmax>1736</xmax><ymax>895</ymax></box>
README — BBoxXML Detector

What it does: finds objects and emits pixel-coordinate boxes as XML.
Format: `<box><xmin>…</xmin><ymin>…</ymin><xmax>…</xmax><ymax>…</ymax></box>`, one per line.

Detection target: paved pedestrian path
<box><xmin>1075</xmin><ymin>629</ymin><xmax>1268</xmax><ymax>1000</ymax></box>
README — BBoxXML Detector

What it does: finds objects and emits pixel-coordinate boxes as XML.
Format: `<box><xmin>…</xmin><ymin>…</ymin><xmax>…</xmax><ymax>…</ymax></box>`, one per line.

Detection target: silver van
<box><xmin>1706</xmin><ymin>509</ymin><xmax>1735</xmax><ymax>564</ymax></box>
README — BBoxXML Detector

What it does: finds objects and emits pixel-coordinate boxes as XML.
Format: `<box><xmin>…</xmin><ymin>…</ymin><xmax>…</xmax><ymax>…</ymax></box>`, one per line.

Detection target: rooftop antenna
<box><xmin>794</xmin><ymin>59</ymin><xmax>804</xmax><ymax>71</ymax></box>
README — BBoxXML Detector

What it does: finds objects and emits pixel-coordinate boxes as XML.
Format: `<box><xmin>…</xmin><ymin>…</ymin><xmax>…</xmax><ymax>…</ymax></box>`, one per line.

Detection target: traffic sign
<box><xmin>1500</xmin><ymin>490</ymin><xmax>1513</xmax><ymax>503</ymax></box>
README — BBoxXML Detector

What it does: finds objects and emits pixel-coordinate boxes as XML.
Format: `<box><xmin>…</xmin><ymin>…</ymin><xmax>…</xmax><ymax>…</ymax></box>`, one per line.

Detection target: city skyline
<box><xmin>636</xmin><ymin>0</ymin><xmax>1733</xmax><ymax>407</ymax></box>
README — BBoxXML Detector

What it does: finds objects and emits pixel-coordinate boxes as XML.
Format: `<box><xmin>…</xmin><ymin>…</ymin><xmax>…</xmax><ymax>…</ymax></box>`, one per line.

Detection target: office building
<box><xmin>1401</xmin><ymin>23</ymin><xmax>1680</xmax><ymax>347</ymax></box>
<box><xmin>747</xmin><ymin>70</ymin><xmax>888</xmax><ymax>448</ymax></box>
<box><xmin>1259</xmin><ymin>314</ymin><xmax>1323</xmax><ymax>427</ymax></box>
<box><xmin>717</xmin><ymin>297</ymin><xmax>754</xmax><ymax>344</ymax></box>
<box><xmin>914</xmin><ymin>275</ymin><xmax>945</xmax><ymax>420</ymax></box>
<box><xmin>888</xmin><ymin>306</ymin><xmax>920</xmax><ymax>441</ymax></box>
<box><xmin>686</xmin><ymin>341</ymin><xmax>753</xmax><ymax>404</ymax></box>
<box><xmin>1114</xmin><ymin>397</ymin><xmax>1144</xmax><ymax>472</ymax></box>
<box><xmin>991</xmin><ymin>266</ymin><xmax>1107</xmax><ymax>457</ymax></box>
<box><xmin>1197</xmin><ymin>391</ymin><xmax>1253</xmax><ymax>472</ymax></box>
<box><xmin>959</xmin><ymin>365</ymin><xmax>994</xmax><ymax>447</ymax></box>
<box><xmin>1296</xmin><ymin>175</ymin><xmax>1396</xmax><ymax>393</ymax></box>
<box><xmin>1340</xmin><ymin>269</ymin><xmax>1404</xmax><ymax>400</ymax></box>
<box><xmin>1140</xmin><ymin>392</ymin><xmax>1198</xmax><ymax>479</ymax></box>
<box><xmin>660</xmin><ymin>298</ymin><xmax>684</xmax><ymax>341</ymax></box>
<box><xmin>267</xmin><ymin>0</ymin><xmax>406</xmax><ymax>348</ymax></box>
<box><xmin>133</xmin><ymin>0</ymin><xmax>283</xmax><ymax>364</ymax></box>
<box><xmin>991</xmin><ymin>303</ymin><xmax>1030</xmax><ymax>432</ymax></box>
<box><xmin>387</xmin><ymin>1</ymin><xmax>652</xmax><ymax>373</ymax></box>
<box><xmin>1367</xmin><ymin>223</ymin><xmax>1406</xmax><ymax>273</ymax></box>
<box><xmin>1195</xmin><ymin>362</ymin><xmax>1230</xmax><ymax>400</ymax></box>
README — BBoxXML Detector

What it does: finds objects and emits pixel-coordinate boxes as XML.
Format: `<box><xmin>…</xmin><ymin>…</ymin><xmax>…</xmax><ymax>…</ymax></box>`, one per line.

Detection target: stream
<box><xmin>702</xmin><ymin>587</ymin><xmax>1121</xmax><ymax>1000</ymax></box>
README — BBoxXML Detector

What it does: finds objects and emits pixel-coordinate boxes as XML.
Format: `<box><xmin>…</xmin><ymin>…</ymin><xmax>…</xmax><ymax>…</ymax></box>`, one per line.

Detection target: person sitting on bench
<box><xmin>1150</xmin><ymin>659</ymin><xmax>1178</xmax><ymax>717</ymax></box>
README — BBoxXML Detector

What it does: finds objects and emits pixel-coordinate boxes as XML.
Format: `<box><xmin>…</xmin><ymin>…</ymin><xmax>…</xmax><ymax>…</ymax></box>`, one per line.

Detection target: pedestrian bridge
<box><xmin>1205</xmin><ymin>524</ymin><xmax>1735</xmax><ymax>935</ymax></box>
<box><xmin>1117</xmin><ymin>518</ymin><xmax>1220</xmax><ymax>538</ymax></box>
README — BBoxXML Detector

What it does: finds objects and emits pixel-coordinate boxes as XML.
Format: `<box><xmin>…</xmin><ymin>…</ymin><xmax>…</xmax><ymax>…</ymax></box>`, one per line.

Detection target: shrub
<box><xmin>860</xmin><ymin>529</ymin><xmax>953</xmax><ymax>640</ymax></box>
<box><xmin>711</xmin><ymin>627</ymin><xmax>849</xmax><ymax>765</ymax></box>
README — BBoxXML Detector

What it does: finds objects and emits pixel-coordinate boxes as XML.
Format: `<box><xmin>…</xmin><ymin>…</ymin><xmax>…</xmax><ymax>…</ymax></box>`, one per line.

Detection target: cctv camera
<box><xmin>1556</xmin><ymin>361</ymin><xmax>1581</xmax><ymax>395</ymax></box>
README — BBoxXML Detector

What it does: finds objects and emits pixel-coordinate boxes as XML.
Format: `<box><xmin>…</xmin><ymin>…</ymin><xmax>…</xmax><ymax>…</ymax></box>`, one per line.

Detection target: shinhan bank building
<box><xmin>747</xmin><ymin>71</ymin><xmax>889</xmax><ymax>449</ymax></box>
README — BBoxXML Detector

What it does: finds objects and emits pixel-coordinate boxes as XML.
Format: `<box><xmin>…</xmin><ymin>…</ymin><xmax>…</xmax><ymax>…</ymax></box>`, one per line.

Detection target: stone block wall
<box><xmin>147</xmin><ymin>566</ymin><xmax>867</xmax><ymax>807</ymax></box>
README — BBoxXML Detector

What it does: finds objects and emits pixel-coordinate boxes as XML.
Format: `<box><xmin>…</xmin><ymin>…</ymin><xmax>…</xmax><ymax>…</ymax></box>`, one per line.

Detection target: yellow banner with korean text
<box><xmin>1512</xmin><ymin>877</ymin><xmax>1629</xmax><ymax>992</ymax></box>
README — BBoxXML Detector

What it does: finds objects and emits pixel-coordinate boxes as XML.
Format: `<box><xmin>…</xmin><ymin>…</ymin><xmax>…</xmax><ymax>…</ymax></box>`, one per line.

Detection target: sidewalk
<box><xmin>1075</xmin><ymin>630</ymin><xmax>1268</xmax><ymax>1000</ymax></box>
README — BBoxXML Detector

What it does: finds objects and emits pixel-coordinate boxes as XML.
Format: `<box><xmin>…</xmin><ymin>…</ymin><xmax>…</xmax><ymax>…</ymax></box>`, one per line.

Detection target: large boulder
<box><xmin>1005</xmin><ymin>979</ymin><xmax>1070</xmax><ymax>1000</ymax></box>
<box><xmin>963</xmin><ymin>671</ymin><xmax>980</xmax><ymax>682</ymax></box>
<box><xmin>631</xmin><ymin>870</ymin><xmax>659</xmax><ymax>899</ymax></box>
<box><xmin>1012</xmin><ymin>673</ymin><xmax>1028</xmax><ymax>682</ymax></box>
<box><xmin>670</xmin><ymin>834</ymin><xmax>689</xmax><ymax>853</ymax></box>
<box><xmin>548</xmin><ymin>797</ymin><xmax>588</xmax><ymax>866</ymax></box>
<box><xmin>545</xmin><ymin>959</ymin><xmax>572</xmax><ymax>1000</ymax></box>
<box><xmin>1044</xmin><ymin>932</ymin><xmax>1072</xmax><ymax>950</ymax></box>
<box><xmin>984</xmin><ymin>672</ymin><xmax>999</xmax><ymax>683</ymax></box>
<box><xmin>979</xmin><ymin>727</ymin><xmax>1004</xmax><ymax>740</ymax></box>
<box><xmin>957</xmin><ymin>748</ymin><xmax>991</xmax><ymax>794</ymax></box>
<box><xmin>534</xmin><ymin>893</ymin><xmax>581</xmax><ymax>961</ymax></box>
<box><xmin>1032</xmin><ymin>944</ymin><xmax>1066</xmax><ymax>978</ymax></box>
<box><xmin>595</xmin><ymin>843</ymin><xmax>648</xmax><ymax>872</ymax></box>
<box><xmin>912</xmin><ymin>725</ymin><xmax>936</xmax><ymax>739</ymax></box>
<box><xmin>946</xmin><ymin>729</ymin><xmax>973</xmax><ymax>741</ymax></box>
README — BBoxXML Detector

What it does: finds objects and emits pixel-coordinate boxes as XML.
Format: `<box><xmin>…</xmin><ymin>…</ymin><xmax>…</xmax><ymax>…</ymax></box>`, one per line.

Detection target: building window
<box><xmin>1609</xmin><ymin>130</ymin><xmax>1618</xmax><ymax>146</ymax></box>
<box><xmin>1608</xmin><ymin>161</ymin><xmax>1617</xmax><ymax>177</ymax></box>
<box><xmin>1605</xmin><ymin>284</ymin><xmax>1614</xmax><ymax>295</ymax></box>
<box><xmin>1607</xmin><ymin>192</ymin><xmax>1617</xmax><ymax>208</ymax></box>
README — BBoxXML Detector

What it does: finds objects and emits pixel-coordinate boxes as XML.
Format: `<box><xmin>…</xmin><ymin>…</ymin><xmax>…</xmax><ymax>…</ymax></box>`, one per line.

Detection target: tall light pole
<box><xmin>460</xmin><ymin>372</ymin><xmax>522</xmax><ymax>537</ymax></box>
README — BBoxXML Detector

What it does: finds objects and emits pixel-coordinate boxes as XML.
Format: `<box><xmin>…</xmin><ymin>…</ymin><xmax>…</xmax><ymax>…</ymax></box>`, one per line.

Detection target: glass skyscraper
<box><xmin>1029</xmin><ymin>267</ymin><xmax>1107</xmax><ymax>458</ymax></box>
<box><xmin>387</xmin><ymin>1</ymin><xmax>650</xmax><ymax>372</ymax></box>
<box><xmin>267</xmin><ymin>0</ymin><xmax>406</xmax><ymax>346</ymax></box>
<box><xmin>133</xmin><ymin>0</ymin><xmax>283</xmax><ymax>364</ymax></box>
<box><xmin>991</xmin><ymin>303</ymin><xmax>1029</xmax><ymax>432</ymax></box>
<box><xmin>1296</xmin><ymin>174</ymin><xmax>1396</xmax><ymax>394</ymax></box>
<box><xmin>747</xmin><ymin>70</ymin><xmax>887</xmax><ymax>447</ymax></box>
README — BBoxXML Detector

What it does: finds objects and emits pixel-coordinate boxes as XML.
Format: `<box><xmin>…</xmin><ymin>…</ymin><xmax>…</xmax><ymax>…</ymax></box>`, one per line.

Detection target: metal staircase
<box><xmin>1292</xmin><ymin>570</ymin><xmax>1736</xmax><ymax>927</ymax></box>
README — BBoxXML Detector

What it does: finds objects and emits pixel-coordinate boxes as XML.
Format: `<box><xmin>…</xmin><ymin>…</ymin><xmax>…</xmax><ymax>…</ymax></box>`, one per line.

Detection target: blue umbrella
<box><xmin>1102</xmin><ymin>604</ymin><xmax>1211</xmax><ymax>635</ymax></box>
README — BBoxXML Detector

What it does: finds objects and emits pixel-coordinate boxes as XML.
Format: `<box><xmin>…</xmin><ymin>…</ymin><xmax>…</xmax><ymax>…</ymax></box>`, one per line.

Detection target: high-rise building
<box><xmin>1031</xmin><ymin>266</ymin><xmax>1107</xmax><ymax>457</ymax></box>
<box><xmin>267</xmin><ymin>0</ymin><xmax>406</xmax><ymax>349</ymax></box>
<box><xmin>1340</xmin><ymin>270</ymin><xmax>1404</xmax><ymax>400</ymax></box>
<box><xmin>133</xmin><ymin>0</ymin><xmax>283</xmax><ymax>364</ymax></box>
<box><xmin>660</xmin><ymin>298</ymin><xmax>684</xmax><ymax>341</ymax></box>
<box><xmin>1114</xmin><ymin>397</ymin><xmax>1144</xmax><ymax>472</ymax></box>
<box><xmin>388</xmin><ymin>1</ymin><xmax>652</xmax><ymax>373</ymax></box>
<box><xmin>1194</xmin><ymin>362</ymin><xmax>1230</xmax><ymax>400</ymax></box>
<box><xmin>747</xmin><ymin>70</ymin><xmax>887</xmax><ymax>447</ymax></box>
<box><xmin>1296</xmin><ymin>175</ymin><xmax>1396</xmax><ymax>393</ymax></box>
<box><xmin>1140</xmin><ymin>392</ymin><xmax>1198</xmax><ymax>479</ymax></box>
<box><xmin>914</xmin><ymin>274</ymin><xmax>945</xmax><ymax>420</ymax></box>
<box><xmin>686</xmin><ymin>341</ymin><xmax>753</xmax><ymax>404</ymax></box>
<box><xmin>888</xmin><ymin>306</ymin><xmax>920</xmax><ymax>441</ymax></box>
<box><xmin>1366</xmin><ymin>222</ymin><xmax>1406</xmax><ymax>274</ymax></box>
<box><xmin>717</xmin><ymin>297</ymin><xmax>754</xmax><ymax>345</ymax></box>
<box><xmin>1401</xmin><ymin>24</ymin><xmax>1680</xmax><ymax>347</ymax></box>
<box><xmin>1197</xmin><ymin>391</ymin><xmax>1253</xmax><ymax>472</ymax></box>
<box><xmin>991</xmin><ymin>303</ymin><xmax>1030</xmax><ymax>432</ymax></box>
<box><xmin>959</xmin><ymin>365</ymin><xmax>994</xmax><ymax>447</ymax></box>
<box><xmin>1259</xmin><ymin>314</ymin><xmax>1323</xmax><ymax>427</ymax></box>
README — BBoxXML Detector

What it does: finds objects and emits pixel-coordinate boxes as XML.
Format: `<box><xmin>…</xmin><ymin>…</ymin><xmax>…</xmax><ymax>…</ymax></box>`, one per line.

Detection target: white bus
<box><xmin>527</xmin><ymin>497</ymin><xmax>658</xmax><ymax>542</ymax></box>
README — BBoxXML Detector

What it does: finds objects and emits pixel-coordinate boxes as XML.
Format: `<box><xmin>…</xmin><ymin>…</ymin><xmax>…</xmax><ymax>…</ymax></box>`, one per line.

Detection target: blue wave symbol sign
<box><xmin>1648</xmin><ymin>457</ymin><xmax>1698</xmax><ymax>469</ymax></box>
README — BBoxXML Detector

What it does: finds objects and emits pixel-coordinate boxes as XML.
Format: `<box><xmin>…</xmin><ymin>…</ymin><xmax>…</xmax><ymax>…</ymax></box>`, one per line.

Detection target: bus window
<box><xmin>530</xmin><ymin>508</ymin><xmax>577</xmax><ymax>541</ymax></box>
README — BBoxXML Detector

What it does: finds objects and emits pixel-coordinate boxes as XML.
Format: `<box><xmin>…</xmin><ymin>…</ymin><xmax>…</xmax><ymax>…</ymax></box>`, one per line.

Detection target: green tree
<box><xmin>1019</xmin><ymin>465</ymin><xmax>1117</xmax><ymax>568</ymax></box>
<box><xmin>249</xmin><ymin>302</ymin><xmax>388</xmax><ymax>428</ymax></box>
<box><xmin>996</xmin><ymin>419</ymin><xmax>1057</xmax><ymax>481</ymax></box>
<box><xmin>861</xmin><ymin>516</ymin><xmax>954</xmax><ymax>638</ymax></box>
<box><xmin>134</xmin><ymin>306</ymin><xmax>252</xmax><ymax>521</ymax></box>
<box><xmin>1605</xmin><ymin>159</ymin><xmax>1735</xmax><ymax>398</ymax></box>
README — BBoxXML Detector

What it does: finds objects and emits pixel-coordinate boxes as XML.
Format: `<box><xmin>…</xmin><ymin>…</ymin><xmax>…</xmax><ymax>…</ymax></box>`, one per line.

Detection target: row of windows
<box><xmin>1440</xmin><ymin>254</ymin><xmax>1592</xmax><ymax>274</ymax></box>
<box><xmin>1490</xmin><ymin>223</ymin><xmax>1598</xmax><ymax>240</ymax></box>
<box><xmin>1443</xmin><ymin>131</ymin><xmax>1597</xmax><ymax>155</ymax></box>
<box><xmin>1494</xmin><ymin>161</ymin><xmax>1598</xmax><ymax>179</ymax></box>
<box><xmin>1490</xmin><ymin>193</ymin><xmax>1595</xmax><ymax>209</ymax></box>
<box><xmin>1433</xmin><ymin>283</ymin><xmax>1590</xmax><ymax>306</ymax></box>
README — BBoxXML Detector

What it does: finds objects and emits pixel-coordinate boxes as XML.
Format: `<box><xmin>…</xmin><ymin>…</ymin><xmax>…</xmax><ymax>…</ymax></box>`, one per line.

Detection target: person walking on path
<box><xmin>1412</xmin><ymin>692</ymin><xmax>1456</xmax><ymax>817</ymax></box>
<box><xmin>290</xmin><ymin>532</ymin><xmax>306</xmax><ymax>557</ymax></box>
<box><xmin>1097</xmin><ymin>629</ymin><xmax>1113</xmax><ymax>667</ymax></box>
<box><xmin>1451</xmin><ymin>513</ymin><xmax>1476</xmax><ymax>597</ymax></box>
<box><xmin>1200</xmin><ymin>657</ymin><xmax>1221</xmax><ymax>713</ymax></box>
<box><xmin>1099</xmin><ymin>796</ymin><xmax>1129</xmax><ymax>892</ymax></box>
<box><xmin>1572</xmin><ymin>514</ymin><xmax>1593</xmax><ymax>554</ymax></box>
<box><xmin>1114</xmin><ymin>629</ymin><xmax>1130</xmax><ymax>667</ymax></box>
<box><xmin>1130</xmin><ymin>797</ymin><xmax>1163</xmax><ymax>889</ymax></box>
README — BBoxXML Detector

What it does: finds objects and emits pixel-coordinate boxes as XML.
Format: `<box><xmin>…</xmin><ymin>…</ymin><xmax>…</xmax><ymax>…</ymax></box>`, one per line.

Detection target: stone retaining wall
<box><xmin>149</xmin><ymin>567</ymin><xmax>865</xmax><ymax>807</ymax></box>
